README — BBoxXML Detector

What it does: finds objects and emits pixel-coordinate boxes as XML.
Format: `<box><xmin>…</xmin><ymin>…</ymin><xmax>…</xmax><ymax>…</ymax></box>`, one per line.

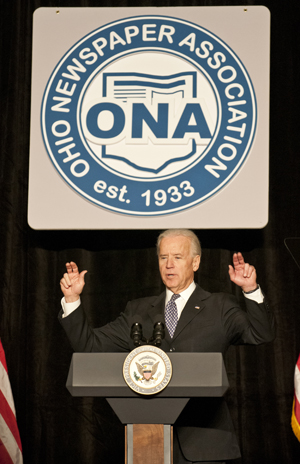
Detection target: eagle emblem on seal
<box><xmin>135</xmin><ymin>361</ymin><xmax>159</xmax><ymax>381</ymax></box>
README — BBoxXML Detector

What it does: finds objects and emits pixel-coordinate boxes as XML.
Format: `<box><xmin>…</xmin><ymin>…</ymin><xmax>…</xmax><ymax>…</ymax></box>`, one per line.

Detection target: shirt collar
<box><xmin>166</xmin><ymin>281</ymin><xmax>196</xmax><ymax>303</ymax></box>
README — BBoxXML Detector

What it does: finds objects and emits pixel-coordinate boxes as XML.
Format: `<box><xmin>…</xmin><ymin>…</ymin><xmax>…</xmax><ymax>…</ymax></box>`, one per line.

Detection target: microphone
<box><xmin>130</xmin><ymin>316</ymin><xmax>144</xmax><ymax>347</ymax></box>
<box><xmin>152</xmin><ymin>316</ymin><xmax>165</xmax><ymax>347</ymax></box>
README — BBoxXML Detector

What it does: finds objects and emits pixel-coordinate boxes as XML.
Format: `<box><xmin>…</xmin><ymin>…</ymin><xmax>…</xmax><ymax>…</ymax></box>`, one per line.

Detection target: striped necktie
<box><xmin>165</xmin><ymin>293</ymin><xmax>180</xmax><ymax>338</ymax></box>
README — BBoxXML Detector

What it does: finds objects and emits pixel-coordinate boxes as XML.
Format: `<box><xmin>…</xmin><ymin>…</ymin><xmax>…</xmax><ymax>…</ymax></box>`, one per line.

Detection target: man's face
<box><xmin>158</xmin><ymin>235</ymin><xmax>200</xmax><ymax>294</ymax></box>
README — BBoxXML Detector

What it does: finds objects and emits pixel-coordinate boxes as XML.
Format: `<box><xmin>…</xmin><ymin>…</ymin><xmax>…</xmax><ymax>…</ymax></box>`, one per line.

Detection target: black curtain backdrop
<box><xmin>1</xmin><ymin>0</ymin><xmax>300</xmax><ymax>463</ymax></box>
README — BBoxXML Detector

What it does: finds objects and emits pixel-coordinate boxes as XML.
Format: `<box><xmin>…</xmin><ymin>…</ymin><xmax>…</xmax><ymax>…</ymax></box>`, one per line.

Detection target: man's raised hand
<box><xmin>228</xmin><ymin>252</ymin><xmax>258</xmax><ymax>293</ymax></box>
<box><xmin>60</xmin><ymin>262</ymin><xmax>87</xmax><ymax>303</ymax></box>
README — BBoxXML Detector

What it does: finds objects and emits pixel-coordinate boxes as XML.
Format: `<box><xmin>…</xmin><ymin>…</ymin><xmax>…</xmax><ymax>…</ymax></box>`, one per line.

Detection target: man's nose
<box><xmin>166</xmin><ymin>258</ymin><xmax>174</xmax><ymax>268</ymax></box>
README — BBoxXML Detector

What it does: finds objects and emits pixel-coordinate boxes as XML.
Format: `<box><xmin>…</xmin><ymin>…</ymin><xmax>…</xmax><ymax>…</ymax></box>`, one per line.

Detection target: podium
<box><xmin>67</xmin><ymin>352</ymin><xmax>229</xmax><ymax>464</ymax></box>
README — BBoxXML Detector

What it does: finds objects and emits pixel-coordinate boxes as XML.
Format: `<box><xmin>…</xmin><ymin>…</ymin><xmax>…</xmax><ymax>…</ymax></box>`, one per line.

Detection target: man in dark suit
<box><xmin>59</xmin><ymin>229</ymin><xmax>275</xmax><ymax>464</ymax></box>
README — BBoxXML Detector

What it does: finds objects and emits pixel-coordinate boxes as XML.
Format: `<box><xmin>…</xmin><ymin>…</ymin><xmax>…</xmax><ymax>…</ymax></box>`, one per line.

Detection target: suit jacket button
<box><xmin>170</xmin><ymin>348</ymin><xmax>173</xmax><ymax>352</ymax></box>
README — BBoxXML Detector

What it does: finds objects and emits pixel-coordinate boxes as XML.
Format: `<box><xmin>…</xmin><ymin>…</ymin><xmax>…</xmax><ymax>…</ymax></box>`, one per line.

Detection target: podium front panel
<box><xmin>66</xmin><ymin>352</ymin><xmax>229</xmax><ymax>398</ymax></box>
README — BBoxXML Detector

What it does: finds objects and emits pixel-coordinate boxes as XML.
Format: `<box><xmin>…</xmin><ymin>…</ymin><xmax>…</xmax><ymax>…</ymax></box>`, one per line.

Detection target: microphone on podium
<box><xmin>130</xmin><ymin>315</ymin><xmax>165</xmax><ymax>347</ymax></box>
<box><xmin>151</xmin><ymin>315</ymin><xmax>165</xmax><ymax>347</ymax></box>
<box><xmin>130</xmin><ymin>316</ymin><xmax>144</xmax><ymax>347</ymax></box>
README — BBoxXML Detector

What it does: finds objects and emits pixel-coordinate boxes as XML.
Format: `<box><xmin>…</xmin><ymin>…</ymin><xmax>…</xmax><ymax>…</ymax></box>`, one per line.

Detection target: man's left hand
<box><xmin>228</xmin><ymin>252</ymin><xmax>258</xmax><ymax>293</ymax></box>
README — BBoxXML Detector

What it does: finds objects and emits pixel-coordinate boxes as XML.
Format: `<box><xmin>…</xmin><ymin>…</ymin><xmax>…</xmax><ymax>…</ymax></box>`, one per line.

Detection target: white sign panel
<box><xmin>28</xmin><ymin>6</ymin><xmax>270</xmax><ymax>229</ymax></box>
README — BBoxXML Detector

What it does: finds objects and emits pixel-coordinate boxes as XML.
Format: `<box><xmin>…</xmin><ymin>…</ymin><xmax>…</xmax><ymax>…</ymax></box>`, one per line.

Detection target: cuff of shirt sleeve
<box><xmin>61</xmin><ymin>297</ymin><xmax>81</xmax><ymax>318</ymax></box>
<box><xmin>242</xmin><ymin>285</ymin><xmax>264</xmax><ymax>304</ymax></box>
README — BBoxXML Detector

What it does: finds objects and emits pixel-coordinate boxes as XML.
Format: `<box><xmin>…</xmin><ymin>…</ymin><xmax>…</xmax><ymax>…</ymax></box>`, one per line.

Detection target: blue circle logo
<box><xmin>41</xmin><ymin>15</ymin><xmax>256</xmax><ymax>216</ymax></box>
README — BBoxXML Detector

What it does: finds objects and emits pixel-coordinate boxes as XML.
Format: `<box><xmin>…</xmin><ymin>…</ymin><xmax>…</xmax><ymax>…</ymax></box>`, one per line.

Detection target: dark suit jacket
<box><xmin>59</xmin><ymin>284</ymin><xmax>275</xmax><ymax>462</ymax></box>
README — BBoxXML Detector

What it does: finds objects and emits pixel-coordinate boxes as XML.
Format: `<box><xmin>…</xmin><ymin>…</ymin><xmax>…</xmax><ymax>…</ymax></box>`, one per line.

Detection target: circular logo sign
<box><xmin>123</xmin><ymin>345</ymin><xmax>172</xmax><ymax>395</ymax></box>
<box><xmin>41</xmin><ymin>15</ymin><xmax>256</xmax><ymax>216</ymax></box>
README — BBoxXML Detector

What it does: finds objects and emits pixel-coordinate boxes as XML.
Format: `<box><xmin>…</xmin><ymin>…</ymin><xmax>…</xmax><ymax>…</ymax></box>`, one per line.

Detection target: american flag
<box><xmin>0</xmin><ymin>340</ymin><xmax>23</xmax><ymax>463</ymax></box>
<box><xmin>292</xmin><ymin>354</ymin><xmax>300</xmax><ymax>441</ymax></box>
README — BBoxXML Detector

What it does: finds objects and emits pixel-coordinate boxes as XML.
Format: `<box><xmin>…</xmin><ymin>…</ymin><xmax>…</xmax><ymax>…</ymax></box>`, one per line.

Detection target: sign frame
<box><xmin>28</xmin><ymin>6</ymin><xmax>270</xmax><ymax>229</ymax></box>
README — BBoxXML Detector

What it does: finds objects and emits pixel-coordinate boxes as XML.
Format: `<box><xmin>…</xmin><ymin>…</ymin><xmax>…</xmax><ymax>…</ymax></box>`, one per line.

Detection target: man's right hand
<box><xmin>60</xmin><ymin>262</ymin><xmax>87</xmax><ymax>303</ymax></box>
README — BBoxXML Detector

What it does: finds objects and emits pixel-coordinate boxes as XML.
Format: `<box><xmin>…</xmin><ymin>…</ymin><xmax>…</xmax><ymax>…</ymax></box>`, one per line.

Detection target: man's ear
<box><xmin>192</xmin><ymin>255</ymin><xmax>200</xmax><ymax>272</ymax></box>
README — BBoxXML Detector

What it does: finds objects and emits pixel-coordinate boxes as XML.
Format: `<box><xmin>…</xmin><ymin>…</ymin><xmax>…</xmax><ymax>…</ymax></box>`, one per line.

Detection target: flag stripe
<box><xmin>0</xmin><ymin>418</ymin><xmax>22</xmax><ymax>464</ymax></box>
<box><xmin>295</xmin><ymin>356</ymin><xmax>300</xmax><ymax>400</ymax></box>
<box><xmin>0</xmin><ymin>361</ymin><xmax>16</xmax><ymax>415</ymax></box>
<box><xmin>0</xmin><ymin>343</ymin><xmax>8</xmax><ymax>373</ymax></box>
<box><xmin>295</xmin><ymin>391</ymin><xmax>300</xmax><ymax>418</ymax></box>
<box><xmin>0</xmin><ymin>392</ymin><xmax>22</xmax><ymax>450</ymax></box>
<box><xmin>0</xmin><ymin>340</ymin><xmax>23</xmax><ymax>464</ymax></box>
<box><xmin>0</xmin><ymin>437</ymin><xmax>14</xmax><ymax>464</ymax></box>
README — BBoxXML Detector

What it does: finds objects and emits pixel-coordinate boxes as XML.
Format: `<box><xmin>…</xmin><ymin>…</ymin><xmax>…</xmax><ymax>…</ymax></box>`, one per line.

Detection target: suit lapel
<box><xmin>147</xmin><ymin>291</ymin><xmax>165</xmax><ymax>323</ymax></box>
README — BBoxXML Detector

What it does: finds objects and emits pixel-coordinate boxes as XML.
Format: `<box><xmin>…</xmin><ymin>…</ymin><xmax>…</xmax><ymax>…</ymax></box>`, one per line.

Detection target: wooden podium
<box><xmin>66</xmin><ymin>352</ymin><xmax>229</xmax><ymax>464</ymax></box>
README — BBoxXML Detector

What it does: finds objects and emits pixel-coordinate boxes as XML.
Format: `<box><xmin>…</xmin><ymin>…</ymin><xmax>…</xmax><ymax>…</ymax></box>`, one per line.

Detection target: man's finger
<box><xmin>232</xmin><ymin>253</ymin><xmax>239</xmax><ymax>267</ymax></box>
<box><xmin>60</xmin><ymin>277</ymin><xmax>70</xmax><ymax>289</ymax></box>
<box><xmin>228</xmin><ymin>264</ymin><xmax>235</xmax><ymax>278</ymax></box>
<box><xmin>63</xmin><ymin>272</ymin><xmax>72</xmax><ymax>285</ymax></box>
<box><xmin>66</xmin><ymin>262</ymin><xmax>78</xmax><ymax>273</ymax></box>
<box><xmin>236</xmin><ymin>252</ymin><xmax>245</xmax><ymax>265</ymax></box>
<box><xmin>243</xmin><ymin>263</ymin><xmax>250</xmax><ymax>277</ymax></box>
<box><xmin>80</xmin><ymin>270</ymin><xmax>88</xmax><ymax>279</ymax></box>
<box><xmin>70</xmin><ymin>261</ymin><xmax>78</xmax><ymax>272</ymax></box>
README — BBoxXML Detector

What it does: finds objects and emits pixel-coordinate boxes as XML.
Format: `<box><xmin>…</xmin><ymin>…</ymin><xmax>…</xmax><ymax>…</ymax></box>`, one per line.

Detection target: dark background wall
<box><xmin>1</xmin><ymin>0</ymin><xmax>300</xmax><ymax>463</ymax></box>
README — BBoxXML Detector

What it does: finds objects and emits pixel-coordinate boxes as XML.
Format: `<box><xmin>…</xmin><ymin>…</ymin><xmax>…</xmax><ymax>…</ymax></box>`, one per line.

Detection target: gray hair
<box><xmin>156</xmin><ymin>229</ymin><xmax>201</xmax><ymax>258</ymax></box>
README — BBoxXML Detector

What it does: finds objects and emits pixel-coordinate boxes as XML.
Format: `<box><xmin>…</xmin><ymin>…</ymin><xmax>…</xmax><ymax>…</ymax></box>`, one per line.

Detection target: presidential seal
<box><xmin>41</xmin><ymin>15</ymin><xmax>256</xmax><ymax>216</ymax></box>
<box><xmin>123</xmin><ymin>345</ymin><xmax>172</xmax><ymax>395</ymax></box>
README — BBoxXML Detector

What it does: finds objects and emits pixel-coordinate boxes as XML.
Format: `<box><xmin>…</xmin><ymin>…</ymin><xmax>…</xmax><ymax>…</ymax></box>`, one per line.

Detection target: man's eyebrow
<box><xmin>160</xmin><ymin>253</ymin><xmax>183</xmax><ymax>257</ymax></box>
